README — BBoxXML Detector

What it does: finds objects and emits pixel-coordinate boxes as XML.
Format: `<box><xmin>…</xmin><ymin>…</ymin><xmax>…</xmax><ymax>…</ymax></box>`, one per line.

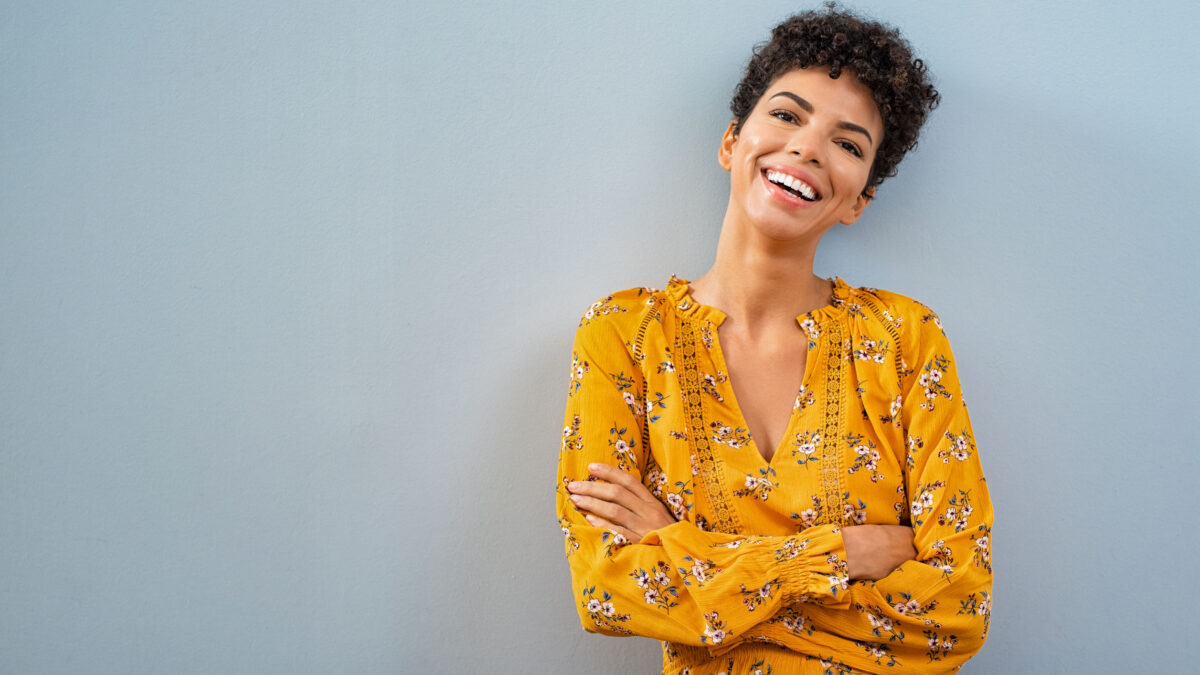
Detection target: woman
<box><xmin>557</xmin><ymin>7</ymin><xmax>992</xmax><ymax>673</ymax></box>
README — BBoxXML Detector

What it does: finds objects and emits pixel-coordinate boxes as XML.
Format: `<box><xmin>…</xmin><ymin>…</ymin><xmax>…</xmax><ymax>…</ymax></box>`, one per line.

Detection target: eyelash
<box><xmin>769</xmin><ymin>110</ymin><xmax>864</xmax><ymax>158</ymax></box>
<box><xmin>770</xmin><ymin>110</ymin><xmax>798</xmax><ymax>124</ymax></box>
<box><xmin>838</xmin><ymin>140</ymin><xmax>863</xmax><ymax>158</ymax></box>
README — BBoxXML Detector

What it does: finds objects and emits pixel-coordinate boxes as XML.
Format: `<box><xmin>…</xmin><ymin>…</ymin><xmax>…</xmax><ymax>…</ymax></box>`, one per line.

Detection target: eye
<box><xmin>837</xmin><ymin>140</ymin><xmax>863</xmax><ymax>158</ymax></box>
<box><xmin>770</xmin><ymin>110</ymin><xmax>799</xmax><ymax>124</ymax></box>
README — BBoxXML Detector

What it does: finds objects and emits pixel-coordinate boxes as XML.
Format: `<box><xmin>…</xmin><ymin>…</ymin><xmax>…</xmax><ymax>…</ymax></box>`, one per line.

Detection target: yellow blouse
<box><xmin>556</xmin><ymin>277</ymin><xmax>992</xmax><ymax>674</ymax></box>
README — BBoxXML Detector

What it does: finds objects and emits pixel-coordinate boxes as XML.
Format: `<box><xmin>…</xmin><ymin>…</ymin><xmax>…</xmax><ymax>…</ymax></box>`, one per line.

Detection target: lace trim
<box><xmin>818</xmin><ymin>317</ymin><xmax>848</xmax><ymax>525</ymax></box>
<box><xmin>855</xmin><ymin>291</ymin><xmax>913</xmax><ymax>493</ymax></box>
<box><xmin>857</xmin><ymin>292</ymin><xmax>905</xmax><ymax>387</ymax></box>
<box><xmin>678</xmin><ymin>304</ymin><xmax>852</xmax><ymax>533</ymax></box>
<box><xmin>632</xmin><ymin>304</ymin><xmax>659</xmax><ymax>472</ymax></box>
<box><xmin>678</xmin><ymin>316</ymin><xmax>742</xmax><ymax>534</ymax></box>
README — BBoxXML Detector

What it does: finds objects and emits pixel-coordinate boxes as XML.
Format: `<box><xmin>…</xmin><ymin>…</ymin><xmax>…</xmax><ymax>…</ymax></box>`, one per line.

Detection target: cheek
<box><xmin>835</xmin><ymin>160</ymin><xmax>872</xmax><ymax>194</ymax></box>
<box><xmin>732</xmin><ymin>143</ymin><xmax>765</xmax><ymax>181</ymax></box>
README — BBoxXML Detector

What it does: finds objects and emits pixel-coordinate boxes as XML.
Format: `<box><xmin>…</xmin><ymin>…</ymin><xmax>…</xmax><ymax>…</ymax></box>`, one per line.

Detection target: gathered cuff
<box><xmin>777</xmin><ymin>524</ymin><xmax>851</xmax><ymax>608</ymax></box>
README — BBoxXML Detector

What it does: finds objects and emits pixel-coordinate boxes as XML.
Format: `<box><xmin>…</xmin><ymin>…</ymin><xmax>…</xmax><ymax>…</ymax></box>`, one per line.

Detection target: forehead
<box><xmin>760</xmin><ymin>68</ymin><xmax>883</xmax><ymax>133</ymax></box>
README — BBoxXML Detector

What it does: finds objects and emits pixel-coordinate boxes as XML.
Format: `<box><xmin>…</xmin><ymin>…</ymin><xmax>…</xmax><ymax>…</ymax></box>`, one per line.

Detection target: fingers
<box><xmin>568</xmin><ymin>491</ymin><xmax>637</xmax><ymax>525</ymax></box>
<box><xmin>587</xmin><ymin>462</ymin><xmax>639</xmax><ymax>490</ymax></box>
<box><xmin>565</xmin><ymin>463</ymin><xmax>678</xmax><ymax>538</ymax></box>
<box><xmin>583</xmin><ymin>514</ymin><xmax>637</xmax><ymax>542</ymax></box>
<box><xmin>586</xmin><ymin>462</ymin><xmax>658</xmax><ymax>504</ymax></box>
<box><xmin>568</xmin><ymin>478</ymin><xmax>642</xmax><ymax>513</ymax></box>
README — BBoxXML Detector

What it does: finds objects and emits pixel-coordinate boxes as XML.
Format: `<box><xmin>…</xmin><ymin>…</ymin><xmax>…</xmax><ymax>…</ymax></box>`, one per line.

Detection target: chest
<box><xmin>647</xmin><ymin>313</ymin><xmax>909</xmax><ymax>535</ymax></box>
<box><xmin>718</xmin><ymin>329</ymin><xmax>809</xmax><ymax>463</ymax></box>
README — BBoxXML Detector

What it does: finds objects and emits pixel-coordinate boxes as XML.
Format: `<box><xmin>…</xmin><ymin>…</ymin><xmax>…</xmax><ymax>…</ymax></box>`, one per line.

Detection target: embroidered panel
<box><xmin>632</xmin><ymin>305</ymin><xmax>659</xmax><ymax>472</ymax></box>
<box><xmin>818</xmin><ymin>317</ymin><xmax>848</xmax><ymax>526</ymax></box>
<box><xmin>677</xmin><ymin>316</ymin><xmax>742</xmax><ymax>534</ymax></box>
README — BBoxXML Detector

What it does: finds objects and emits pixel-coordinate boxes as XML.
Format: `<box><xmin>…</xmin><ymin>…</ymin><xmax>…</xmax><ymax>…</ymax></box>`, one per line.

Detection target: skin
<box><xmin>567</xmin><ymin>68</ymin><xmax>915</xmax><ymax>581</ymax></box>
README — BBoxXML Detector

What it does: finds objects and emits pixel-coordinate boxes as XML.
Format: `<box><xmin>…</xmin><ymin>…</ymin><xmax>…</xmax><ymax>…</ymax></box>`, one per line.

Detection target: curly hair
<box><xmin>730</xmin><ymin>4</ymin><xmax>939</xmax><ymax>192</ymax></box>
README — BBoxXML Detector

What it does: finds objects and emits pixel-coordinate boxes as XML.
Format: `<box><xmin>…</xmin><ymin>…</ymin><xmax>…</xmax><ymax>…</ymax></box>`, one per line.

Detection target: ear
<box><xmin>718</xmin><ymin>121</ymin><xmax>738</xmax><ymax>172</ymax></box>
<box><xmin>840</xmin><ymin>187</ymin><xmax>874</xmax><ymax>226</ymax></box>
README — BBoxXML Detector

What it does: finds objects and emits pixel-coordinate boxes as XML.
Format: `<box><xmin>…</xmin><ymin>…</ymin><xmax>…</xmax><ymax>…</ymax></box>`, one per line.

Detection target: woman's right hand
<box><xmin>842</xmin><ymin>525</ymin><xmax>916</xmax><ymax>580</ymax></box>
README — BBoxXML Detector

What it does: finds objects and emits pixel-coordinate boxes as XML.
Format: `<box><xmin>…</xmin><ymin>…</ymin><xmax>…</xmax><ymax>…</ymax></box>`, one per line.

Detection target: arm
<box><xmin>570</xmin><ymin>464</ymin><xmax>915</xmax><ymax>580</ymax></box>
<box><xmin>556</xmin><ymin>305</ymin><xmax>852</xmax><ymax>649</ymax></box>
<box><xmin>566</xmin><ymin>462</ymin><xmax>676</xmax><ymax>541</ymax></box>
<box><xmin>734</xmin><ymin>305</ymin><xmax>993</xmax><ymax>672</ymax></box>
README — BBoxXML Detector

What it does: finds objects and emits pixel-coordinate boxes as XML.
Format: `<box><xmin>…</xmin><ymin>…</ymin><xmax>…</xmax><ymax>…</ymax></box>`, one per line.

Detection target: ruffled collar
<box><xmin>665</xmin><ymin>275</ymin><xmax>850</xmax><ymax>326</ymax></box>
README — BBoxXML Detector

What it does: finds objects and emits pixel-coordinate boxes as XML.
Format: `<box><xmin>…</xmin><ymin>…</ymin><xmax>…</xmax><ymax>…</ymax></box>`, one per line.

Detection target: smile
<box><xmin>764</xmin><ymin>169</ymin><xmax>819</xmax><ymax>202</ymax></box>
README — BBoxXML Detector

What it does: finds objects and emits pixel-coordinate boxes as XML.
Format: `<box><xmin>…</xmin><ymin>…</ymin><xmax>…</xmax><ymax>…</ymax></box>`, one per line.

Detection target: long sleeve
<box><xmin>556</xmin><ymin>298</ymin><xmax>852</xmax><ymax>650</ymax></box>
<box><xmin>733</xmin><ymin>303</ymin><xmax>993</xmax><ymax>673</ymax></box>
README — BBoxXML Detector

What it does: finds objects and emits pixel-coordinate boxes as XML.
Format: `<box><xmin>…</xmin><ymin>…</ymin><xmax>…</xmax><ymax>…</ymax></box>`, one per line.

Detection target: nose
<box><xmin>786</xmin><ymin>129</ymin><xmax>824</xmax><ymax>166</ymax></box>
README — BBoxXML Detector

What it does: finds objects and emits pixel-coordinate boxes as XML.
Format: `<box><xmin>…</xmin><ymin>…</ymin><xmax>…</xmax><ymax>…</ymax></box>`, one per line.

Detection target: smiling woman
<box><xmin>717</xmin><ymin>68</ymin><xmax>882</xmax><ymax>249</ymax></box>
<box><xmin>556</xmin><ymin>6</ymin><xmax>991</xmax><ymax>674</ymax></box>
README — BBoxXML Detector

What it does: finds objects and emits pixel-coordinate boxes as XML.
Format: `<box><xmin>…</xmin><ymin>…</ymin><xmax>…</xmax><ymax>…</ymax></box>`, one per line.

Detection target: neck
<box><xmin>690</xmin><ymin>222</ymin><xmax>832</xmax><ymax>332</ymax></box>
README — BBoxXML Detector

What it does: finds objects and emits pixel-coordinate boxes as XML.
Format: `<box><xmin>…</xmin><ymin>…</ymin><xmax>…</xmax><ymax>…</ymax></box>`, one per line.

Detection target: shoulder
<box><xmin>575</xmin><ymin>285</ymin><xmax>664</xmax><ymax>329</ymax></box>
<box><xmin>842</xmin><ymin>284</ymin><xmax>952</xmax><ymax>363</ymax></box>
<box><xmin>571</xmin><ymin>285</ymin><xmax>668</xmax><ymax>356</ymax></box>
<box><xmin>846</xmin><ymin>285</ymin><xmax>946</xmax><ymax>335</ymax></box>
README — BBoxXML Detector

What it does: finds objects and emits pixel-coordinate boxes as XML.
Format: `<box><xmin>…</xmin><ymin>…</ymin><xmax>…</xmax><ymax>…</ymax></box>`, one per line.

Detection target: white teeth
<box><xmin>766</xmin><ymin>170</ymin><xmax>817</xmax><ymax>200</ymax></box>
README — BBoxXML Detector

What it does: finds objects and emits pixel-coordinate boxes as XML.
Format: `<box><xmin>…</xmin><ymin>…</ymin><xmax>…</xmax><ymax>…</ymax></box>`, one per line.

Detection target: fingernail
<box><xmin>567</xmin><ymin>481</ymin><xmax>579</xmax><ymax>490</ymax></box>
<box><xmin>570</xmin><ymin>495</ymin><xmax>581</xmax><ymax>503</ymax></box>
<box><xmin>588</xmin><ymin>463</ymin><xmax>601</xmax><ymax>472</ymax></box>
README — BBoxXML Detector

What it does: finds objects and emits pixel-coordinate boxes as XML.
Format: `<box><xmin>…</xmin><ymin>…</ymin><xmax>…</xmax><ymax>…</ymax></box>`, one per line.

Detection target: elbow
<box><xmin>952</xmin><ymin>611</ymin><xmax>991</xmax><ymax>662</ymax></box>
<box><xmin>574</xmin><ymin>584</ymin><xmax>637</xmax><ymax>637</ymax></box>
<box><xmin>561</xmin><ymin>536</ymin><xmax>637</xmax><ymax>638</ymax></box>
<box><xmin>942</xmin><ymin>569</ymin><xmax>992</xmax><ymax>661</ymax></box>
<box><xmin>958</xmin><ymin>578</ymin><xmax>993</xmax><ymax>653</ymax></box>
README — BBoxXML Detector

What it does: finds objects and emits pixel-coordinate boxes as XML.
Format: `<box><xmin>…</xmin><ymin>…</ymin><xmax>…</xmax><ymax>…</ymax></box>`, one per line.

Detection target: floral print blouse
<box><xmin>556</xmin><ymin>277</ymin><xmax>992</xmax><ymax>674</ymax></box>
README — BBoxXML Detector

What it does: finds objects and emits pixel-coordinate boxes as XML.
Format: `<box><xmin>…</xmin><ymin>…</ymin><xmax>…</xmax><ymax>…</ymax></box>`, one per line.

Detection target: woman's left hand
<box><xmin>567</xmin><ymin>463</ymin><xmax>676</xmax><ymax>541</ymax></box>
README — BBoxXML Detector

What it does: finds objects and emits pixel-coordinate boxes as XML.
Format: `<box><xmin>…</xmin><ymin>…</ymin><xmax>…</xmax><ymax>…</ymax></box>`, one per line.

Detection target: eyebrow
<box><xmin>768</xmin><ymin>91</ymin><xmax>875</xmax><ymax>145</ymax></box>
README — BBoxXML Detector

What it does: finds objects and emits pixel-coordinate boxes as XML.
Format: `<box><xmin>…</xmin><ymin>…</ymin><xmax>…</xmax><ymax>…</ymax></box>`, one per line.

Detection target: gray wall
<box><xmin>3</xmin><ymin>1</ymin><xmax>1197</xmax><ymax>672</ymax></box>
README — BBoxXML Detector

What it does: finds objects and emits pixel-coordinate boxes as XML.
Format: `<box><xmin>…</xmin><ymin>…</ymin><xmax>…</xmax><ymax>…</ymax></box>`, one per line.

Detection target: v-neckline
<box><xmin>666</xmin><ymin>275</ymin><xmax>847</xmax><ymax>467</ymax></box>
<box><xmin>707</xmin><ymin>328</ymin><xmax>812</xmax><ymax>467</ymax></box>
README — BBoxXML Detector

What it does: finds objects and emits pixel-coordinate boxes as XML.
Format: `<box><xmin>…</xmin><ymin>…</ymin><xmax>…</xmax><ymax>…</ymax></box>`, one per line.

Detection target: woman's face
<box><xmin>719</xmin><ymin>67</ymin><xmax>884</xmax><ymax>242</ymax></box>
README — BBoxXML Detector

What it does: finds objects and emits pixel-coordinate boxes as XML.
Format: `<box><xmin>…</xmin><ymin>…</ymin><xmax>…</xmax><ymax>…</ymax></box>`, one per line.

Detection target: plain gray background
<box><xmin>3</xmin><ymin>1</ymin><xmax>1198</xmax><ymax>672</ymax></box>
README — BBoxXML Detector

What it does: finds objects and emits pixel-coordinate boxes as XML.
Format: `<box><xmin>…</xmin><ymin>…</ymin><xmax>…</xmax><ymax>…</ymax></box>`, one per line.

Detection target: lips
<box><xmin>763</xmin><ymin>168</ymin><xmax>820</xmax><ymax>202</ymax></box>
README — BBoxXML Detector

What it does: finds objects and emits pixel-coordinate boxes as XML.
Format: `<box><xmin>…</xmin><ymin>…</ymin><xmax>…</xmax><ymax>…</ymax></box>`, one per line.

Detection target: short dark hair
<box><xmin>730</xmin><ymin>4</ymin><xmax>940</xmax><ymax>192</ymax></box>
